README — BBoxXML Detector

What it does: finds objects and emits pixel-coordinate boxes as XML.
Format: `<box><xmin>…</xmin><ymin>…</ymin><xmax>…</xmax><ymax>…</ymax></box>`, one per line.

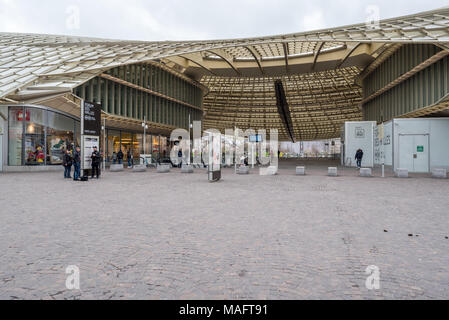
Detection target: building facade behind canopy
<box><xmin>0</xmin><ymin>8</ymin><xmax>449</xmax><ymax>171</ymax></box>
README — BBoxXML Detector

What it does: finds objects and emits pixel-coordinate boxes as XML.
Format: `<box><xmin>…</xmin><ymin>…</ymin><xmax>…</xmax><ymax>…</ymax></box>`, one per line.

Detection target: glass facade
<box><xmin>103</xmin><ymin>129</ymin><xmax>166</xmax><ymax>165</ymax></box>
<box><xmin>8</xmin><ymin>106</ymin><xmax>79</xmax><ymax>166</ymax></box>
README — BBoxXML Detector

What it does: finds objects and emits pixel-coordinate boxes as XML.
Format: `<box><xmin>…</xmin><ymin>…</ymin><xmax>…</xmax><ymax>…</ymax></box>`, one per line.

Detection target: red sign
<box><xmin>17</xmin><ymin>110</ymin><xmax>30</xmax><ymax>122</ymax></box>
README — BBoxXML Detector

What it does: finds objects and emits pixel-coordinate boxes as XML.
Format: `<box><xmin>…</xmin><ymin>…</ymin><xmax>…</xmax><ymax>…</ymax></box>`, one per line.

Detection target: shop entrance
<box><xmin>399</xmin><ymin>134</ymin><xmax>430</xmax><ymax>173</ymax></box>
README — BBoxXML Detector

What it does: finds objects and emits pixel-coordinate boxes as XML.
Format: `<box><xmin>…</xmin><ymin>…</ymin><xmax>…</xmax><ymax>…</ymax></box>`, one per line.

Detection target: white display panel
<box><xmin>344</xmin><ymin>121</ymin><xmax>376</xmax><ymax>167</ymax></box>
<box><xmin>83</xmin><ymin>135</ymin><xmax>100</xmax><ymax>169</ymax></box>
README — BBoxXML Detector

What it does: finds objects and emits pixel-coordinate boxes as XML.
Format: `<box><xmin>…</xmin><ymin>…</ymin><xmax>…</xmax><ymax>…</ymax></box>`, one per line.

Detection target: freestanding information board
<box><xmin>80</xmin><ymin>101</ymin><xmax>101</xmax><ymax>176</ymax></box>
<box><xmin>208</xmin><ymin>133</ymin><xmax>222</xmax><ymax>182</ymax></box>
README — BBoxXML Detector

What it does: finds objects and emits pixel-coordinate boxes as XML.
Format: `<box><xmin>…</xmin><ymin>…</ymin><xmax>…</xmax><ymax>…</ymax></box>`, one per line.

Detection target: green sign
<box><xmin>417</xmin><ymin>146</ymin><xmax>424</xmax><ymax>153</ymax></box>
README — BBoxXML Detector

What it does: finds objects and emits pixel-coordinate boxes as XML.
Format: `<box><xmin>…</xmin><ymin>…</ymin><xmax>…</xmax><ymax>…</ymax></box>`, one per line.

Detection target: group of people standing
<box><xmin>111</xmin><ymin>149</ymin><xmax>133</xmax><ymax>167</ymax></box>
<box><xmin>62</xmin><ymin>147</ymin><xmax>102</xmax><ymax>180</ymax></box>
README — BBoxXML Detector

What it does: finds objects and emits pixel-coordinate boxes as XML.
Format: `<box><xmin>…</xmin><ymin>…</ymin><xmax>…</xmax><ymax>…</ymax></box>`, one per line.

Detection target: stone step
<box><xmin>432</xmin><ymin>168</ymin><xmax>447</xmax><ymax>179</ymax></box>
<box><xmin>328</xmin><ymin>167</ymin><xmax>338</xmax><ymax>177</ymax></box>
<box><xmin>237</xmin><ymin>166</ymin><xmax>249</xmax><ymax>175</ymax></box>
<box><xmin>360</xmin><ymin>168</ymin><xmax>372</xmax><ymax>177</ymax></box>
<box><xmin>110</xmin><ymin>164</ymin><xmax>124</xmax><ymax>172</ymax></box>
<box><xmin>181</xmin><ymin>165</ymin><xmax>194</xmax><ymax>173</ymax></box>
<box><xmin>157</xmin><ymin>165</ymin><xmax>171</xmax><ymax>173</ymax></box>
<box><xmin>396</xmin><ymin>168</ymin><xmax>409</xmax><ymax>178</ymax></box>
<box><xmin>132</xmin><ymin>165</ymin><xmax>147</xmax><ymax>173</ymax></box>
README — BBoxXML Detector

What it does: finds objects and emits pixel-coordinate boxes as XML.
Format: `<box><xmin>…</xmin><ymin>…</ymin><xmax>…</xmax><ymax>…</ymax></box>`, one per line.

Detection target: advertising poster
<box><xmin>83</xmin><ymin>135</ymin><xmax>100</xmax><ymax>169</ymax></box>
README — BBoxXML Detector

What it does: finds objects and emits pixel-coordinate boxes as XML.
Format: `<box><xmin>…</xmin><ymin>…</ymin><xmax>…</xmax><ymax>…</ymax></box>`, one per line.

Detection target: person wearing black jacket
<box><xmin>117</xmin><ymin>150</ymin><xmax>124</xmax><ymax>164</ymax></box>
<box><xmin>355</xmin><ymin>149</ymin><xmax>364</xmax><ymax>168</ymax></box>
<box><xmin>91</xmin><ymin>147</ymin><xmax>101</xmax><ymax>179</ymax></box>
<box><xmin>73</xmin><ymin>146</ymin><xmax>81</xmax><ymax>181</ymax></box>
<box><xmin>63</xmin><ymin>150</ymin><xmax>73</xmax><ymax>179</ymax></box>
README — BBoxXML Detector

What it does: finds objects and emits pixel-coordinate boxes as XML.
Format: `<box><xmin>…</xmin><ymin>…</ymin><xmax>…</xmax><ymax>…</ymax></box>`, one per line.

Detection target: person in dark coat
<box><xmin>117</xmin><ymin>150</ymin><xmax>124</xmax><ymax>164</ymax></box>
<box><xmin>91</xmin><ymin>147</ymin><xmax>101</xmax><ymax>179</ymax></box>
<box><xmin>63</xmin><ymin>150</ymin><xmax>73</xmax><ymax>179</ymax></box>
<box><xmin>127</xmin><ymin>149</ymin><xmax>133</xmax><ymax>168</ymax></box>
<box><xmin>73</xmin><ymin>147</ymin><xmax>81</xmax><ymax>181</ymax></box>
<box><xmin>355</xmin><ymin>149</ymin><xmax>364</xmax><ymax>168</ymax></box>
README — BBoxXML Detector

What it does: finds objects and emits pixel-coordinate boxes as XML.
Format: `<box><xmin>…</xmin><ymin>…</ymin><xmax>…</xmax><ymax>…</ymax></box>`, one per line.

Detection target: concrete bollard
<box><xmin>260</xmin><ymin>166</ymin><xmax>278</xmax><ymax>176</ymax></box>
<box><xmin>432</xmin><ymin>168</ymin><xmax>447</xmax><ymax>179</ymax></box>
<box><xmin>110</xmin><ymin>164</ymin><xmax>124</xmax><ymax>172</ymax></box>
<box><xmin>237</xmin><ymin>166</ymin><xmax>249</xmax><ymax>175</ymax></box>
<box><xmin>132</xmin><ymin>164</ymin><xmax>147</xmax><ymax>172</ymax></box>
<box><xmin>296</xmin><ymin>166</ymin><xmax>306</xmax><ymax>175</ymax></box>
<box><xmin>360</xmin><ymin>168</ymin><xmax>372</xmax><ymax>177</ymax></box>
<box><xmin>396</xmin><ymin>168</ymin><xmax>409</xmax><ymax>178</ymax></box>
<box><xmin>157</xmin><ymin>164</ymin><xmax>171</xmax><ymax>173</ymax></box>
<box><xmin>181</xmin><ymin>165</ymin><xmax>194</xmax><ymax>174</ymax></box>
<box><xmin>328</xmin><ymin>167</ymin><xmax>338</xmax><ymax>177</ymax></box>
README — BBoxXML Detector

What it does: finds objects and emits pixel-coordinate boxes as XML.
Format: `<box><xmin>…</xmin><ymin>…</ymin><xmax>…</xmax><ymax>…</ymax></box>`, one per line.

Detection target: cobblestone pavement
<box><xmin>0</xmin><ymin>160</ymin><xmax>448</xmax><ymax>300</ymax></box>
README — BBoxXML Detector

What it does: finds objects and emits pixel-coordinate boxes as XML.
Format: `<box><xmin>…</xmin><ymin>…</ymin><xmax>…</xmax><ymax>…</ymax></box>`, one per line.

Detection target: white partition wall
<box><xmin>392</xmin><ymin>118</ymin><xmax>449</xmax><ymax>173</ymax></box>
<box><xmin>343</xmin><ymin>121</ymin><xmax>376</xmax><ymax>167</ymax></box>
<box><xmin>374</xmin><ymin>121</ymin><xmax>393</xmax><ymax>166</ymax></box>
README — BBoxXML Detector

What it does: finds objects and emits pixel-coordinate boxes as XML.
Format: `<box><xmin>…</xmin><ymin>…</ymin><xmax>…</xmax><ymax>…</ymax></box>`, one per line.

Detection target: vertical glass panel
<box><xmin>121</xmin><ymin>132</ymin><xmax>132</xmax><ymax>155</ymax></box>
<box><xmin>8</xmin><ymin>107</ymin><xmax>24</xmax><ymax>166</ymax></box>
<box><xmin>46</xmin><ymin>111</ymin><xmax>74</xmax><ymax>165</ymax></box>
<box><xmin>152</xmin><ymin>135</ymin><xmax>160</xmax><ymax>161</ymax></box>
<box><xmin>160</xmin><ymin>136</ymin><xmax>167</xmax><ymax>159</ymax></box>
<box><xmin>145</xmin><ymin>134</ymin><xmax>151</xmax><ymax>156</ymax></box>
<box><xmin>107</xmin><ymin>130</ymin><xmax>121</xmax><ymax>162</ymax></box>
<box><xmin>24</xmin><ymin>108</ymin><xmax>46</xmax><ymax>166</ymax></box>
<box><xmin>75</xmin><ymin>120</ymin><xmax>81</xmax><ymax>148</ymax></box>
<box><xmin>133</xmin><ymin>133</ymin><xmax>143</xmax><ymax>161</ymax></box>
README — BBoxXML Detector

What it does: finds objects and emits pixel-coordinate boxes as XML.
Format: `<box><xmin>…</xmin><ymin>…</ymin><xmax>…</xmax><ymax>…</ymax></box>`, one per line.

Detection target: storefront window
<box><xmin>47</xmin><ymin>111</ymin><xmax>75</xmax><ymax>165</ymax></box>
<box><xmin>133</xmin><ymin>133</ymin><xmax>142</xmax><ymax>161</ymax></box>
<box><xmin>25</xmin><ymin>108</ymin><xmax>46</xmax><ymax>166</ymax></box>
<box><xmin>107</xmin><ymin>130</ymin><xmax>121</xmax><ymax>162</ymax></box>
<box><xmin>121</xmin><ymin>132</ymin><xmax>132</xmax><ymax>157</ymax></box>
<box><xmin>75</xmin><ymin>120</ymin><xmax>81</xmax><ymax>148</ymax></box>
<box><xmin>152</xmin><ymin>135</ymin><xmax>160</xmax><ymax>160</ymax></box>
<box><xmin>8</xmin><ymin>107</ymin><xmax>23</xmax><ymax>166</ymax></box>
<box><xmin>145</xmin><ymin>134</ymin><xmax>152</xmax><ymax>156</ymax></box>
<box><xmin>8</xmin><ymin>106</ymin><xmax>78</xmax><ymax>166</ymax></box>
<box><xmin>160</xmin><ymin>136</ymin><xmax>168</xmax><ymax>159</ymax></box>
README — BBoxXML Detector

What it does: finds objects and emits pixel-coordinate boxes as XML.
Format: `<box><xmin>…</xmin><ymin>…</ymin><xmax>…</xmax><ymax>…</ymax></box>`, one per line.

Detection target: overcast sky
<box><xmin>0</xmin><ymin>0</ymin><xmax>448</xmax><ymax>41</ymax></box>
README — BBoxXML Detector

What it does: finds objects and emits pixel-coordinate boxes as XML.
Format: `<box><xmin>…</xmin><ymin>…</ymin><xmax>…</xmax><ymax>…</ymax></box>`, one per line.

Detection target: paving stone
<box><xmin>328</xmin><ymin>167</ymin><xmax>338</xmax><ymax>177</ymax></box>
<box><xmin>157</xmin><ymin>165</ymin><xmax>170</xmax><ymax>173</ymax></box>
<box><xmin>110</xmin><ymin>164</ymin><xmax>124</xmax><ymax>172</ymax></box>
<box><xmin>432</xmin><ymin>169</ymin><xmax>447</xmax><ymax>179</ymax></box>
<box><xmin>181</xmin><ymin>165</ymin><xmax>194</xmax><ymax>174</ymax></box>
<box><xmin>237</xmin><ymin>166</ymin><xmax>249</xmax><ymax>175</ymax></box>
<box><xmin>396</xmin><ymin>168</ymin><xmax>409</xmax><ymax>178</ymax></box>
<box><xmin>360</xmin><ymin>168</ymin><xmax>372</xmax><ymax>177</ymax></box>
<box><xmin>0</xmin><ymin>159</ymin><xmax>448</xmax><ymax>300</ymax></box>
<box><xmin>132</xmin><ymin>165</ymin><xmax>147</xmax><ymax>173</ymax></box>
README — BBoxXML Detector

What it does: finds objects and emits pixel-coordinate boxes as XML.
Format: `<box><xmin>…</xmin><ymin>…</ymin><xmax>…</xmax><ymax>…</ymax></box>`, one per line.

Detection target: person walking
<box><xmin>111</xmin><ymin>152</ymin><xmax>118</xmax><ymax>164</ymax></box>
<box><xmin>73</xmin><ymin>146</ymin><xmax>81</xmax><ymax>181</ymax></box>
<box><xmin>63</xmin><ymin>149</ymin><xmax>73</xmax><ymax>179</ymax></box>
<box><xmin>91</xmin><ymin>147</ymin><xmax>101</xmax><ymax>179</ymax></box>
<box><xmin>177</xmin><ymin>147</ymin><xmax>183</xmax><ymax>168</ymax></box>
<box><xmin>355</xmin><ymin>149</ymin><xmax>364</xmax><ymax>169</ymax></box>
<box><xmin>117</xmin><ymin>149</ymin><xmax>124</xmax><ymax>164</ymax></box>
<box><xmin>127</xmin><ymin>149</ymin><xmax>133</xmax><ymax>168</ymax></box>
